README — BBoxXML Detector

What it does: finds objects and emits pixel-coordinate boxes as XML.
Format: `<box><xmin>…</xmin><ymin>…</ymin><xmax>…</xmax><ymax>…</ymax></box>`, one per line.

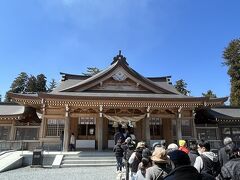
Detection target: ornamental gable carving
<box><xmin>86</xmin><ymin>76</ymin><xmax>152</xmax><ymax>93</ymax></box>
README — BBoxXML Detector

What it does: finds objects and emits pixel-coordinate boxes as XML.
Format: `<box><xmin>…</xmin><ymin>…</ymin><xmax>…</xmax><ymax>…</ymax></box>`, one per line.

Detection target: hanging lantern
<box><xmin>112</xmin><ymin>121</ymin><xmax>119</xmax><ymax>127</ymax></box>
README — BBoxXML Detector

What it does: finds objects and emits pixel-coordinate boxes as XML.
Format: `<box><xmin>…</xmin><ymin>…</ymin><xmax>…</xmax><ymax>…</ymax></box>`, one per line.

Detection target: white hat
<box><xmin>223</xmin><ymin>137</ymin><xmax>233</xmax><ymax>146</ymax></box>
<box><xmin>167</xmin><ymin>143</ymin><xmax>178</xmax><ymax>150</ymax></box>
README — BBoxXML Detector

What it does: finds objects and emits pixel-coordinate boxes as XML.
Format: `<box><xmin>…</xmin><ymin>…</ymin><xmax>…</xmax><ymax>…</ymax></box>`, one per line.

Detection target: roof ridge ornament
<box><xmin>111</xmin><ymin>50</ymin><xmax>129</xmax><ymax>65</ymax></box>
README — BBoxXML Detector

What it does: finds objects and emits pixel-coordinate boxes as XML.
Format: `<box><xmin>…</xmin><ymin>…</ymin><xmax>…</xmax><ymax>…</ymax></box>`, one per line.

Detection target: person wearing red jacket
<box><xmin>179</xmin><ymin>140</ymin><xmax>189</xmax><ymax>154</ymax></box>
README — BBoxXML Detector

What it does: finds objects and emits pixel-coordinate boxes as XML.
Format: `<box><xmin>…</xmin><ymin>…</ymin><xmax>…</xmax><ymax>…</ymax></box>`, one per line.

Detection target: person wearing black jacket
<box><xmin>164</xmin><ymin>150</ymin><xmax>215</xmax><ymax>180</ymax></box>
<box><xmin>218</xmin><ymin>137</ymin><xmax>235</xmax><ymax>167</ymax></box>
<box><xmin>216</xmin><ymin>146</ymin><xmax>240</xmax><ymax>180</ymax></box>
<box><xmin>188</xmin><ymin>142</ymin><xmax>199</xmax><ymax>166</ymax></box>
<box><xmin>113</xmin><ymin>139</ymin><xmax>124</xmax><ymax>172</ymax></box>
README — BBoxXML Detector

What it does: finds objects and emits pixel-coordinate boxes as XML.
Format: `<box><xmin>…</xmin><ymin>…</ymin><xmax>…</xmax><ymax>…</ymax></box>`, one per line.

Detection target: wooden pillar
<box><xmin>176</xmin><ymin>107</ymin><xmax>182</xmax><ymax>141</ymax></box>
<box><xmin>39</xmin><ymin>101</ymin><xmax>46</xmax><ymax>146</ymax></box>
<box><xmin>144</xmin><ymin>106</ymin><xmax>151</xmax><ymax>146</ymax></box>
<box><xmin>39</xmin><ymin>117</ymin><xmax>46</xmax><ymax>144</ymax></box>
<box><xmin>192</xmin><ymin>110</ymin><xmax>197</xmax><ymax>139</ymax></box>
<box><xmin>98</xmin><ymin>105</ymin><xmax>103</xmax><ymax>151</ymax></box>
<box><xmin>39</xmin><ymin>99</ymin><xmax>47</xmax><ymax>146</ymax></box>
<box><xmin>63</xmin><ymin>105</ymin><xmax>70</xmax><ymax>152</ymax></box>
<box><xmin>145</xmin><ymin>117</ymin><xmax>151</xmax><ymax>146</ymax></box>
<box><xmin>97</xmin><ymin>117</ymin><xmax>103</xmax><ymax>151</ymax></box>
<box><xmin>10</xmin><ymin>120</ymin><xmax>16</xmax><ymax>140</ymax></box>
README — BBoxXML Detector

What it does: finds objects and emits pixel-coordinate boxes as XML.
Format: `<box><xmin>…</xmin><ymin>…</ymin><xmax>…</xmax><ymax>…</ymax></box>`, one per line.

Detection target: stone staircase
<box><xmin>61</xmin><ymin>151</ymin><xmax>116</xmax><ymax>168</ymax></box>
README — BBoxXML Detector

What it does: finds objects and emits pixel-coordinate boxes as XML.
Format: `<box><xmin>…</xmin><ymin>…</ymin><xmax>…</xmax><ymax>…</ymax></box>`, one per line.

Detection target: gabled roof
<box><xmin>195</xmin><ymin>106</ymin><xmax>240</xmax><ymax>124</ymax></box>
<box><xmin>7</xmin><ymin>52</ymin><xmax>228</xmax><ymax>107</ymax></box>
<box><xmin>56</xmin><ymin>52</ymin><xmax>181</xmax><ymax>94</ymax></box>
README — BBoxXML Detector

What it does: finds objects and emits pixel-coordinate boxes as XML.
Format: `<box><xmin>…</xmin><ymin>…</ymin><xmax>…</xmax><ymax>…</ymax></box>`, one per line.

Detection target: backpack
<box><xmin>156</xmin><ymin>168</ymin><xmax>168</xmax><ymax>180</ymax></box>
<box><xmin>200</xmin><ymin>154</ymin><xmax>221</xmax><ymax>177</ymax></box>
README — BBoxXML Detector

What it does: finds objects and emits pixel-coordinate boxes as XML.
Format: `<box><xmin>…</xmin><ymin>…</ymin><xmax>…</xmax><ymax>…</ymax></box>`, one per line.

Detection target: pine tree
<box><xmin>82</xmin><ymin>67</ymin><xmax>101</xmax><ymax>76</ymax></box>
<box><xmin>174</xmin><ymin>79</ymin><xmax>191</xmax><ymax>95</ymax></box>
<box><xmin>26</xmin><ymin>75</ymin><xmax>37</xmax><ymax>92</ymax></box>
<box><xmin>36</xmin><ymin>74</ymin><xmax>47</xmax><ymax>92</ymax></box>
<box><xmin>223</xmin><ymin>38</ymin><xmax>240</xmax><ymax>106</ymax></box>
<box><xmin>48</xmin><ymin>79</ymin><xmax>57</xmax><ymax>92</ymax></box>
<box><xmin>4</xmin><ymin>91</ymin><xmax>12</xmax><ymax>102</ymax></box>
<box><xmin>202</xmin><ymin>90</ymin><xmax>217</xmax><ymax>98</ymax></box>
<box><xmin>10</xmin><ymin>72</ymin><xmax>28</xmax><ymax>93</ymax></box>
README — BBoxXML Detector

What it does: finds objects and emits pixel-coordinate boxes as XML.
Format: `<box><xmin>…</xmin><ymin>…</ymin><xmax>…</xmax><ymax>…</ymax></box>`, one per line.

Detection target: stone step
<box><xmin>61</xmin><ymin>163</ymin><xmax>116</xmax><ymax>168</ymax></box>
<box><xmin>63</xmin><ymin>156</ymin><xmax>115</xmax><ymax>160</ymax></box>
<box><xmin>63</xmin><ymin>152</ymin><xmax>114</xmax><ymax>157</ymax></box>
<box><xmin>62</xmin><ymin>159</ymin><xmax>116</xmax><ymax>164</ymax></box>
<box><xmin>60</xmin><ymin>151</ymin><xmax>116</xmax><ymax>168</ymax></box>
<box><xmin>78</xmin><ymin>153</ymin><xmax>115</xmax><ymax>157</ymax></box>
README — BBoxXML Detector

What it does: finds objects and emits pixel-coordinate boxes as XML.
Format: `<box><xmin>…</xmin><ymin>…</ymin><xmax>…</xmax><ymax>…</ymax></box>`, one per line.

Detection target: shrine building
<box><xmin>0</xmin><ymin>52</ymin><xmax>227</xmax><ymax>151</ymax></box>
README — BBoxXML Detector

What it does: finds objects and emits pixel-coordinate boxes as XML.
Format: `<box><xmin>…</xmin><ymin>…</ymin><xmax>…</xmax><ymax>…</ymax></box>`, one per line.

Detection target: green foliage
<box><xmin>174</xmin><ymin>79</ymin><xmax>191</xmax><ymax>95</ymax></box>
<box><xmin>223</xmin><ymin>38</ymin><xmax>240</xmax><ymax>106</ymax></box>
<box><xmin>82</xmin><ymin>67</ymin><xmax>101</xmax><ymax>76</ymax></box>
<box><xmin>4</xmin><ymin>91</ymin><xmax>12</xmax><ymax>102</ymax></box>
<box><xmin>202</xmin><ymin>90</ymin><xmax>217</xmax><ymax>98</ymax></box>
<box><xmin>48</xmin><ymin>79</ymin><xmax>57</xmax><ymax>92</ymax></box>
<box><xmin>4</xmin><ymin>72</ymin><xmax>48</xmax><ymax>102</ymax></box>
<box><xmin>36</xmin><ymin>74</ymin><xmax>47</xmax><ymax>92</ymax></box>
<box><xmin>26</xmin><ymin>75</ymin><xmax>37</xmax><ymax>92</ymax></box>
<box><xmin>10</xmin><ymin>72</ymin><xmax>28</xmax><ymax>93</ymax></box>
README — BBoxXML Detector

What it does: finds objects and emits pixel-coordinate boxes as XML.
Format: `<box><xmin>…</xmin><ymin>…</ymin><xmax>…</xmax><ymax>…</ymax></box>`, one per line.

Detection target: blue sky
<box><xmin>0</xmin><ymin>0</ymin><xmax>240</xmax><ymax>100</ymax></box>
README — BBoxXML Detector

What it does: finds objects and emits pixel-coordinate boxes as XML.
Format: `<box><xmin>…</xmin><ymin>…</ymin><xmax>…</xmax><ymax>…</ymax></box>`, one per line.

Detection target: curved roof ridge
<box><xmin>60</xmin><ymin>61</ymin><xmax>118</xmax><ymax>92</ymax></box>
<box><xmin>58</xmin><ymin>53</ymin><xmax>181</xmax><ymax>94</ymax></box>
<box><xmin>127</xmin><ymin>66</ymin><xmax>180</xmax><ymax>95</ymax></box>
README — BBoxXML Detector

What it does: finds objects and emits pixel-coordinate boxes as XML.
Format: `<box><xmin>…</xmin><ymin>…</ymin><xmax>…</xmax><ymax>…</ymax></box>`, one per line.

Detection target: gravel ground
<box><xmin>0</xmin><ymin>166</ymin><xmax>119</xmax><ymax>180</ymax></box>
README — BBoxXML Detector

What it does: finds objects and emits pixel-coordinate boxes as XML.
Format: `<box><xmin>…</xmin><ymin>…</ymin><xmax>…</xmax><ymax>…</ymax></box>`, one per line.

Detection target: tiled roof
<box><xmin>0</xmin><ymin>104</ymin><xmax>25</xmax><ymax>115</ymax></box>
<box><xmin>210</xmin><ymin>107</ymin><xmax>240</xmax><ymax>119</ymax></box>
<box><xmin>195</xmin><ymin>106</ymin><xmax>240</xmax><ymax>124</ymax></box>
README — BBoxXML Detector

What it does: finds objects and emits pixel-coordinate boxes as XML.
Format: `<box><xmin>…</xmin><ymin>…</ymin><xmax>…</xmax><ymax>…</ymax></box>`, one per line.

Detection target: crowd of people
<box><xmin>113</xmin><ymin>131</ymin><xmax>240</xmax><ymax>180</ymax></box>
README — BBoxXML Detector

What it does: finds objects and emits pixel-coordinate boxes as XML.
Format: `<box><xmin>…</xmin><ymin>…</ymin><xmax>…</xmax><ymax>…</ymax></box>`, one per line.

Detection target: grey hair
<box><xmin>223</xmin><ymin>137</ymin><xmax>232</xmax><ymax>146</ymax></box>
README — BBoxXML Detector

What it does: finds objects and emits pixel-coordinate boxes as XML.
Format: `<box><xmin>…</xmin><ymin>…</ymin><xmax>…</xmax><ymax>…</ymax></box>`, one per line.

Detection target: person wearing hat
<box><xmin>178</xmin><ymin>140</ymin><xmax>189</xmax><ymax>154</ymax></box>
<box><xmin>152</xmin><ymin>141</ymin><xmax>166</xmax><ymax>150</ymax></box>
<box><xmin>167</xmin><ymin>143</ymin><xmax>178</xmax><ymax>154</ymax></box>
<box><xmin>146</xmin><ymin>147</ymin><xmax>171</xmax><ymax>180</ymax></box>
<box><xmin>136</xmin><ymin>146</ymin><xmax>152</xmax><ymax>179</ymax></box>
<box><xmin>164</xmin><ymin>150</ymin><xmax>215</xmax><ymax>180</ymax></box>
<box><xmin>218</xmin><ymin>136</ymin><xmax>235</xmax><ymax>167</ymax></box>
<box><xmin>122</xmin><ymin>137</ymin><xmax>136</xmax><ymax>180</ymax></box>
<box><xmin>128</xmin><ymin>141</ymin><xmax>146</xmax><ymax>180</ymax></box>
